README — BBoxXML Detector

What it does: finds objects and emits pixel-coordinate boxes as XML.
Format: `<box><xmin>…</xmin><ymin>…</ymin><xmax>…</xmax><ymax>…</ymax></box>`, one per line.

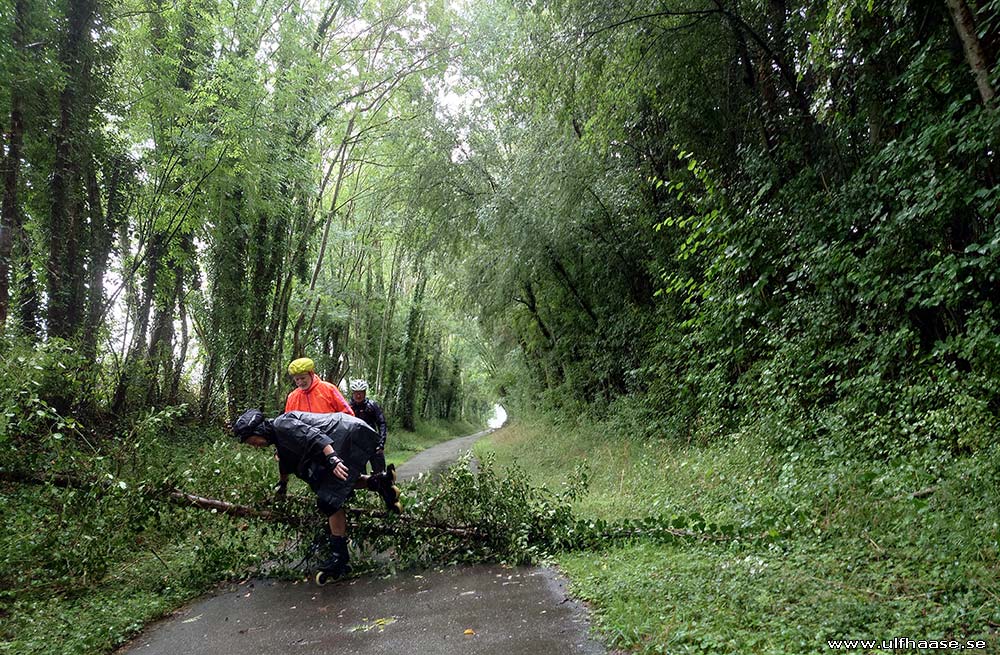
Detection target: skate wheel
<box><xmin>316</xmin><ymin>565</ymin><xmax>351</xmax><ymax>585</ymax></box>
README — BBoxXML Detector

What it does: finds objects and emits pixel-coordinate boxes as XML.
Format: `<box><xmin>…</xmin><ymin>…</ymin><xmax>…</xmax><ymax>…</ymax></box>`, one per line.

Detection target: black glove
<box><xmin>273</xmin><ymin>479</ymin><xmax>288</xmax><ymax>502</ymax></box>
<box><xmin>327</xmin><ymin>453</ymin><xmax>344</xmax><ymax>470</ymax></box>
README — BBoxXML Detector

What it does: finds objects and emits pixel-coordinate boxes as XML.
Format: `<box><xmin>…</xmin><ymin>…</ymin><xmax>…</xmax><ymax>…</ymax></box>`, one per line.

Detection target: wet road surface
<box><xmin>117</xmin><ymin>565</ymin><xmax>604</xmax><ymax>655</ymax></box>
<box><xmin>118</xmin><ymin>428</ymin><xmax>606</xmax><ymax>655</ymax></box>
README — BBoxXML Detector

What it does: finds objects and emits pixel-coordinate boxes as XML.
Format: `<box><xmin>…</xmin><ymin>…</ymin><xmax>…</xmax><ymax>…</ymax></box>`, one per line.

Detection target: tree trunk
<box><xmin>0</xmin><ymin>0</ymin><xmax>27</xmax><ymax>332</ymax></box>
<box><xmin>246</xmin><ymin>210</ymin><xmax>279</xmax><ymax>407</ymax></box>
<box><xmin>945</xmin><ymin>0</ymin><xmax>997</xmax><ymax>108</ymax></box>
<box><xmin>170</xmin><ymin>286</ymin><xmax>189</xmax><ymax>404</ymax></box>
<box><xmin>717</xmin><ymin>0</ymin><xmax>820</xmax><ymax>160</ymax></box>
<box><xmin>420</xmin><ymin>336</ymin><xmax>439</xmax><ymax>420</ymax></box>
<box><xmin>730</xmin><ymin>21</ymin><xmax>776</xmax><ymax>152</ymax></box>
<box><xmin>399</xmin><ymin>274</ymin><xmax>426</xmax><ymax>431</ymax></box>
<box><xmin>375</xmin><ymin>242</ymin><xmax>403</xmax><ymax>397</ymax></box>
<box><xmin>546</xmin><ymin>247</ymin><xmax>598</xmax><ymax>323</ymax></box>
<box><xmin>145</xmin><ymin>288</ymin><xmax>176</xmax><ymax>407</ymax></box>
<box><xmin>264</xmin><ymin>195</ymin><xmax>294</xmax><ymax>403</ymax></box>
<box><xmin>214</xmin><ymin>190</ymin><xmax>250</xmax><ymax>420</ymax></box>
<box><xmin>331</xmin><ymin>324</ymin><xmax>350</xmax><ymax>385</ymax></box>
<box><xmin>48</xmin><ymin>0</ymin><xmax>97</xmax><ymax>339</ymax></box>
<box><xmin>82</xmin><ymin>158</ymin><xmax>125</xmax><ymax>360</ymax></box>
<box><xmin>200</xmin><ymin>351</ymin><xmax>218</xmax><ymax>420</ymax></box>
<box><xmin>518</xmin><ymin>281</ymin><xmax>555</xmax><ymax>346</ymax></box>
<box><xmin>15</xmin><ymin>254</ymin><xmax>39</xmax><ymax>336</ymax></box>
<box><xmin>272</xmin><ymin>269</ymin><xmax>295</xmax><ymax>406</ymax></box>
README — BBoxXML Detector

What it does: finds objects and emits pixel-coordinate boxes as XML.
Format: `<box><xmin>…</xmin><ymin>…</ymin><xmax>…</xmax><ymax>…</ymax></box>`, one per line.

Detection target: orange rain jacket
<box><xmin>284</xmin><ymin>375</ymin><xmax>354</xmax><ymax>416</ymax></box>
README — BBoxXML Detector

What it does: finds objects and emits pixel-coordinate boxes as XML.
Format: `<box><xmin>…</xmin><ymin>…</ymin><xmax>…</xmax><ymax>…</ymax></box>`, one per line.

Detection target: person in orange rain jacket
<box><xmin>285</xmin><ymin>357</ymin><xmax>354</xmax><ymax>416</ymax></box>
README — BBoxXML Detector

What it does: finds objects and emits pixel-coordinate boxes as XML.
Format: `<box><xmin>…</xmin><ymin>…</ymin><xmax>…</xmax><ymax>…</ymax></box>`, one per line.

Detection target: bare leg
<box><xmin>328</xmin><ymin>509</ymin><xmax>347</xmax><ymax>537</ymax></box>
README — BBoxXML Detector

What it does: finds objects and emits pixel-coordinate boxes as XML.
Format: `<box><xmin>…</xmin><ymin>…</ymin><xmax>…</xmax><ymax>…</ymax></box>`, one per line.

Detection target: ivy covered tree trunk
<box><xmin>443</xmin><ymin>356</ymin><xmax>461</xmax><ymax>420</ymax></box>
<box><xmin>47</xmin><ymin>0</ymin><xmax>98</xmax><ymax>339</ymax></box>
<box><xmin>213</xmin><ymin>189</ymin><xmax>251</xmax><ymax>417</ymax></box>
<box><xmin>399</xmin><ymin>275</ymin><xmax>426</xmax><ymax>431</ymax></box>
<box><xmin>375</xmin><ymin>242</ymin><xmax>403</xmax><ymax>398</ymax></box>
<box><xmin>0</xmin><ymin>0</ymin><xmax>27</xmax><ymax>332</ymax></box>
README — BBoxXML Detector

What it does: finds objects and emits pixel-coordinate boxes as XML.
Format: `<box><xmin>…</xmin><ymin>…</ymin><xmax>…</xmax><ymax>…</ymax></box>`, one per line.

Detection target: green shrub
<box><xmin>0</xmin><ymin>339</ymin><xmax>91</xmax><ymax>466</ymax></box>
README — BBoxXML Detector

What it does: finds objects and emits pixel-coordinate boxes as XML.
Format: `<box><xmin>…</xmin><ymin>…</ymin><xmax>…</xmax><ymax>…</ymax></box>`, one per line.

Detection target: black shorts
<box><xmin>306</xmin><ymin>427</ymin><xmax>377</xmax><ymax>515</ymax></box>
<box><xmin>308</xmin><ymin>466</ymin><xmax>358</xmax><ymax>515</ymax></box>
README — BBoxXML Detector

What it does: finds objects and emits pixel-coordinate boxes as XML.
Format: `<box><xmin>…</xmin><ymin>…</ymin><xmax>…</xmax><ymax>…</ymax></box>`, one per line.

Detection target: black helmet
<box><xmin>234</xmin><ymin>409</ymin><xmax>266</xmax><ymax>442</ymax></box>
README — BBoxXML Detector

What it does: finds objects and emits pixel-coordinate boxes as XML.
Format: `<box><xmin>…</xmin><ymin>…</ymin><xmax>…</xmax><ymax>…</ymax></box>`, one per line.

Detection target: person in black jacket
<box><xmin>348</xmin><ymin>379</ymin><xmax>388</xmax><ymax>473</ymax></box>
<box><xmin>233</xmin><ymin>409</ymin><xmax>401</xmax><ymax>583</ymax></box>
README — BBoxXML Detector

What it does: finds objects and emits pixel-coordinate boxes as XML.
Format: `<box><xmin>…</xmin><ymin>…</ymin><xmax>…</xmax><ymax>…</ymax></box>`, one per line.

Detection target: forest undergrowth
<box><xmin>0</xmin><ymin>409</ymin><xmax>479</xmax><ymax>655</ymax></box>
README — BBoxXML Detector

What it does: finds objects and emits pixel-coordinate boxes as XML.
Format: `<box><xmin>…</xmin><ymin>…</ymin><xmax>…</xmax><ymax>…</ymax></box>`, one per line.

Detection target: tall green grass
<box><xmin>475</xmin><ymin>415</ymin><xmax>1000</xmax><ymax>654</ymax></box>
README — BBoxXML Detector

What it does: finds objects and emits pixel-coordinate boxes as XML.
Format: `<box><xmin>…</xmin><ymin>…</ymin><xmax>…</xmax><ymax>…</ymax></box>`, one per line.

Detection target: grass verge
<box><xmin>475</xmin><ymin>415</ymin><xmax>1000</xmax><ymax>654</ymax></box>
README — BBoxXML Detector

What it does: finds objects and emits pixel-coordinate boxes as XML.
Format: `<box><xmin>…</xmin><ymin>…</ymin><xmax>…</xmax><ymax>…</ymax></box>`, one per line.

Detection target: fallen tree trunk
<box><xmin>0</xmin><ymin>468</ymin><xmax>83</xmax><ymax>488</ymax></box>
<box><xmin>2</xmin><ymin>469</ymin><xmax>736</xmax><ymax>544</ymax></box>
<box><xmin>167</xmin><ymin>489</ymin><xmax>291</xmax><ymax>521</ymax></box>
<box><xmin>165</xmin><ymin>489</ymin><xmax>486</xmax><ymax>538</ymax></box>
<box><xmin>1</xmin><ymin>469</ymin><xmax>486</xmax><ymax>539</ymax></box>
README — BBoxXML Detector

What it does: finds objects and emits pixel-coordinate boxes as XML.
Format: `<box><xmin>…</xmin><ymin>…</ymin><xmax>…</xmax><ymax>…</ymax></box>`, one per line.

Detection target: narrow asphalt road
<box><xmin>394</xmin><ymin>428</ymin><xmax>491</xmax><ymax>481</ymax></box>
<box><xmin>118</xmin><ymin>428</ymin><xmax>606</xmax><ymax>655</ymax></box>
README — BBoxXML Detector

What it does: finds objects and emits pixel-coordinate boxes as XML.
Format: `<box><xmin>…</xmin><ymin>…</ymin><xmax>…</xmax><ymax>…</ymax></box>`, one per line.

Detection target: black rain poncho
<box><xmin>271</xmin><ymin>411</ymin><xmax>380</xmax><ymax>515</ymax></box>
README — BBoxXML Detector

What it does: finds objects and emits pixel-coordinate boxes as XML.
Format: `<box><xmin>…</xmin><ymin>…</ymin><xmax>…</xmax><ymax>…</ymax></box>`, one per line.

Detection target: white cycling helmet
<box><xmin>350</xmin><ymin>379</ymin><xmax>369</xmax><ymax>392</ymax></box>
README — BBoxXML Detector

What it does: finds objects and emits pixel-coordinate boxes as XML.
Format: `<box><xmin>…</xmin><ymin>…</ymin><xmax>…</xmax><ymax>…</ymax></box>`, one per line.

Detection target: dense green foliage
<box><xmin>0</xmin><ymin>414</ymin><xmax>285</xmax><ymax>654</ymax></box>
<box><xmin>4</xmin><ymin>0</ymin><xmax>996</xmax><ymax>471</ymax></box>
<box><xmin>428</xmin><ymin>0</ymin><xmax>1000</xmax><ymax>456</ymax></box>
<box><xmin>432</xmin><ymin>7</ymin><xmax>1000</xmax><ymax>647</ymax></box>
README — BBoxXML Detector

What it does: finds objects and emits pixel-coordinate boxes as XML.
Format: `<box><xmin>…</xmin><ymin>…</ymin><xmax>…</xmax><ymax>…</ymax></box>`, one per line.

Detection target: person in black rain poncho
<box><xmin>233</xmin><ymin>409</ymin><xmax>401</xmax><ymax>582</ymax></box>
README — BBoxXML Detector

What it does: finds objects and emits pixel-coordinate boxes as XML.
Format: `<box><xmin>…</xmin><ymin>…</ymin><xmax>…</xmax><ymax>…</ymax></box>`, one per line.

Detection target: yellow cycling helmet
<box><xmin>288</xmin><ymin>357</ymin><xmax>315</xmax><ymax>375</ymax></box>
